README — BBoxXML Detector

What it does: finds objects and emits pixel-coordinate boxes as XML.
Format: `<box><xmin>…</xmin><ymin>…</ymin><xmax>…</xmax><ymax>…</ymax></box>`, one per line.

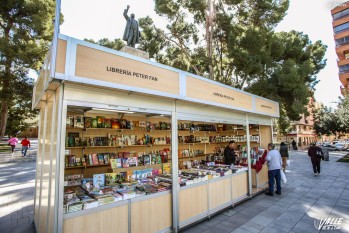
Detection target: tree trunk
<box><xmin>0</xmin><ymin>25</ymin><xmax>12</xmax><ymax>140</ymax></box>
<box><xmin>206</xmin><ymin>0</ymin><xmax>215</xmax><ymax>80</ymax></box>
<box><xmin>0</xmin><ymin>99</ymin><xmax>9</xmax><ymax>139</ymax></box>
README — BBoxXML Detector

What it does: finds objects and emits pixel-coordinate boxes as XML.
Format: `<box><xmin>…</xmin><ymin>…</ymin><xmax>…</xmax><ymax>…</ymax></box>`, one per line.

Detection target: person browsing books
<box><xmin>265</xmin><ymin>143</ymin><xmax>282</xmax><ymax>196</ymax></box>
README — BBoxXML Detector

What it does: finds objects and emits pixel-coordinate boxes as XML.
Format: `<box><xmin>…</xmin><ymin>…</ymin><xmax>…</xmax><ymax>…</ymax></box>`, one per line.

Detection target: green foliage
<box><xmin>84</xmin><ymin>38</ymin><xmax>125</xmax><ymax>51</ymax></box>
<box><xmin>314</xmin><ymin>95</ymin><xmax>349</xmax><ymax>136</ymax></box>
<box><xmin>88</xmin><ymin>0</ymin><xmax>326</xmax><ymax>122</ymax></box>
<box><xmin>0</xmin><ymin>0</ymin><xmax>57</xmax><ymax>138</ymax></box>
<box><xmin>335</xmin><ymin>95</ymin><xmax>349</xmax><ymax>134</ymax></box>
<box><xmin>276</xmin><ymin>106</ymin><xmax>291</xmax><ymax>136</ymax></box>
<box><xmin>313</xmin><ymin>106</ymin><xmax>338</xmax><ymax>136</ymax></box>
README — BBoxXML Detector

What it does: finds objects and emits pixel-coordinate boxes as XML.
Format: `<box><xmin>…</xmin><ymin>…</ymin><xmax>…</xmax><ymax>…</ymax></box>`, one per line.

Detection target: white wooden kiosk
<box><xmin>32</xmin><ymin>34</ymin><xmax>279</xmax><ymax>233</ymax></box>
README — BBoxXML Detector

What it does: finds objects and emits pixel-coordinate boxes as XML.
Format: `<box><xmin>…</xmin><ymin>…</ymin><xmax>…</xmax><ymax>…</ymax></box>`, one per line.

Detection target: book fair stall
<box><xmin>32</xmin><ymin>34</ymin><xmax>279</xmax><ymax>233</ymax></box>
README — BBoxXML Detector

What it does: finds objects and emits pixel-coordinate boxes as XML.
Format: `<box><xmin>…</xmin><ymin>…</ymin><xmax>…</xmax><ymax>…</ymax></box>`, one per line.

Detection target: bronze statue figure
<box><xmin>123</xmin><ymin>5</ymin><xmax>140</xmax><ymax>48</ymax></box>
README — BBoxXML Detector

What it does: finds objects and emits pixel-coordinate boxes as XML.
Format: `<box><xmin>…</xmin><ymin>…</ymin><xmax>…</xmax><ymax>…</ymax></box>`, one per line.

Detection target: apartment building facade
<box><xmin>332</xmin><ymin>2</ymin><xmax>349</xmax><ymax>96</ymax></box>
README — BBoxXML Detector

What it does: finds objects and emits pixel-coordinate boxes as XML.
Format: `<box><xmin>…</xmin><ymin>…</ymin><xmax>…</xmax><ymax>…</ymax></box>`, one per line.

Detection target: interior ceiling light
<box><xmin>91</xmin><ymin>108</ymin><xmax>134</xmax><ymax>114</ymax></box>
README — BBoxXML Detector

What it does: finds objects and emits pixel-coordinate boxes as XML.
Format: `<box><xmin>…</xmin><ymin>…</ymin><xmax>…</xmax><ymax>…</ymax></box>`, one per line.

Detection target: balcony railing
<box><xmin>336</xmin><ymin>40</ymin><xmax>349</xmax><ymax>47</ymax></box>
<box><xmin>333</xmin><ymin>13</ymin><xmax>349</xmax><ymax>21</ymax></box>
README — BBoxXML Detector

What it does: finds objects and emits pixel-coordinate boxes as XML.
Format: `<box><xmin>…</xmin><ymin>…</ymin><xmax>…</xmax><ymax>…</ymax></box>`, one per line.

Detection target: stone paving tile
<box><xmin>222</xmin><ymin>209</ymin><xmax>238</xmax><ymax>217</ymax></box>
<box><xmin>258</xmin><ymin>209</ymin><xmax>282</xmax><ymax>219</ymax></box>
<box><xmin>248</xmin><ymin>214</ymin><xmax>275</xmax><ymax>227</ymax></box>
<box><xmin>291</xmin><ymin>219</ymin><xmax>320</xmax><ymax>233</ymax></box>
<box><xmin>260</xmin><ymin>225</ymin><xmax>289</xmax><ymax>233</ymax></box>
<box><xmin>273</xmin><ymin>211</ymin><xmax>304</xmax><ymax>228</ymax></box>
<box><xmin>230</xmin><ymin>227</ymin><xmax>256</xmax><ymax>233</ymax></box>
<box><xmin>243</xmin><ymin>221</ymin><xmax>265</xmax><ymax>231</ymax></box>
<box><xmin>268</xmin><ymin>221</ymin><xmax>295</xmax><ymax>232</ymax></box>
<box><xmin>204</xmin><ymin>225</ymin><xmax>231</xmax><ymax>233</ymax></box>
<box><xmin>287</xmin><ymin>203</ymin><xmax>313</xmax><ymax>214</ymax></box>
<box><xmin>210</xmin><ymin>213</ymin><xmax>229</xmax><ymax>222</ymax></box>
<box><xmin>202</xmin><ymin>218</ymin><xmax>221</xmax><ymax>228</ymax></box>
<box><xmin>214</xmin><ymin>221</ymin><xmax>239</xmax><ymax>233</ymax></box>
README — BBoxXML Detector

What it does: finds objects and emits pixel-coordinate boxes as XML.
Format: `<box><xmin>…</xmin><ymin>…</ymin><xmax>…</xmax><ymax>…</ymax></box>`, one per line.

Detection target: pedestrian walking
<box><xmin>279</xmin><ymin>142</ymin><xmax>289</xmax><ymax>171</ymax></box>
<box><xmin>21</xmin><ymin>136</ymin><xmax>31</xmax><ymax>157</ymax></box>
<box><xmin>265</xmin><ymin>143</ymin><xmax>282</xmax><ymax>196</ymax></box>
<box><xmin>308</xmin><ymin>142</ymin><xmax>324</xmax><ymax>176</ymax></box>
<box><xmin>7</xmin><ymin>135</ymin><xmax>19</xmax><ymax>156</ymax></box>
<box><xmin>292</xmin><ymin>139</ymin><xmax>297</xmax><ymax>150</ymax></box>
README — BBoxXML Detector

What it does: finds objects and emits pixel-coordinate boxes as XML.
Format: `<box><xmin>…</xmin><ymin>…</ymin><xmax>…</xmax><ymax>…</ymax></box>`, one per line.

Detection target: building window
<box><xmin>336</xmin><ymin>36</ymin><xmax>349</xmax><ymax>46</ymax></box>
<box><xmin>334</xmin><ymin>22</ymin><xmax>349</xmax><ymax>34</ymax></box>
<box><xmin>339</xmin><ymin>64</ymin><xmax>349</xmax><ymax>73</ymax></box>
<box><xmin>333</xmin><ymin>8</ymin><xmax>349</xmax><ymax>20</ymax></box>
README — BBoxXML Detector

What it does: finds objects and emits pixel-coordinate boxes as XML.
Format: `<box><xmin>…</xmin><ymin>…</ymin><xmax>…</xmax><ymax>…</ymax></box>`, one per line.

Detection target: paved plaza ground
<box><xmin>0</xmin><ymin>143</ymin><xmax>348</xmax><ymax>233</ymax></box>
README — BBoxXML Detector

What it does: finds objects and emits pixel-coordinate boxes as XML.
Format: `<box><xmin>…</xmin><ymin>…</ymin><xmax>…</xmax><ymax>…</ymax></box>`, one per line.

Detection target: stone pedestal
<box><xmin>120</xmin><ymin>46</ymin><xmax>149</xmax><ymax>59</ymax></box>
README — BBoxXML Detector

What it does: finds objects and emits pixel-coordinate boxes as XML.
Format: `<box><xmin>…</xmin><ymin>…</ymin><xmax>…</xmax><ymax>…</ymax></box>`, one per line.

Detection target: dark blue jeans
<box><xmin>268</xmin><ymin>169</ymin><xmax>281</xmax><ymax>193</ymax></box>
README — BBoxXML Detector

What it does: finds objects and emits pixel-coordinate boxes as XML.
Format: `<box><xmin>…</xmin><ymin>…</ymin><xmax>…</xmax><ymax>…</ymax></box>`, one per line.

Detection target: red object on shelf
<box><xmin>254</xmin><ymin>150</ymin><xmax>268</xmax><ymax>173</ymax></box>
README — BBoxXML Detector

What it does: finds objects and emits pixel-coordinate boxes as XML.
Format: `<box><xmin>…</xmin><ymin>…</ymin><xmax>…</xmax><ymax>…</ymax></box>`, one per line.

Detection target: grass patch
<box><xmin>337</xmin><ymin>154</ymin><xmax>349</xmax><ymax>163</ymax></box>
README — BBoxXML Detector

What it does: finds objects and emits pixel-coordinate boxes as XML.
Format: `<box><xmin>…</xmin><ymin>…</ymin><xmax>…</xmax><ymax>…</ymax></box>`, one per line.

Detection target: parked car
<box><xmin>334</xmin><ymin>143</ymin><xmax>347</xmax><ymax>151</ymax></box>
<box><xmin>332</xmin><ymin>140</ymin><xmax>340</xmax><ymax>145</ymax></box>
<box><xmin>322</xmin><ymin>142</ymin><xmax>331</xmax><ymax>147</ymax></box>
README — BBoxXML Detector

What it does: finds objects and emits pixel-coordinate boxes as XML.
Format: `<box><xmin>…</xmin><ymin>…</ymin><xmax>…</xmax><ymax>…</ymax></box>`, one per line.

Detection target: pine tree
<box><xmin>0</xmin><ymin>0</ymin><xmax>56</xmax><ymax>138</ymax></box>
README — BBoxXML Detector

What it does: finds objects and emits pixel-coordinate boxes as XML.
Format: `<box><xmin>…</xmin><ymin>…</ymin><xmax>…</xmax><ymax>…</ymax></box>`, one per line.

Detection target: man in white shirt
<box><xmin>265</xmin><ymin>143</ymin><xmax>282</xmax><ymax>196</ymax></box>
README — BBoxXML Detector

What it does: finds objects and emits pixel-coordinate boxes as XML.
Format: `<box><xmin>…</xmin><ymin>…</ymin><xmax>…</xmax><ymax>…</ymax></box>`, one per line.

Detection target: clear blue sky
<box><xmin>59</xmin><ymin>0</ymin><xmax>346</xmax><ymax>108</ymax></box>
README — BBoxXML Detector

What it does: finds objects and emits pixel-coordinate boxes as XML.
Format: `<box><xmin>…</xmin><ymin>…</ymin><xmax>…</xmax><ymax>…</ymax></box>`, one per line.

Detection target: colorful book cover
<box><xmin>89</xmin><ymin>154</ymin><xmax>93</xmax><ymax>165</ymax></box>
<box><xmin>92</xmin><ymin>154</ymin><xmax>99</xmax><ymax>165</ymax></box>
<box><xmin>126</xmin><ymin>171</ymin><xmax>132</xmax><ymax>181</ymax></box>
<box><xmin>74</xmin><ymin>115</ymin><xmax>84</xmax><ymax>128</ymax></box>
<box><xmin>116</xmin><ymin>158</ymin><xmax>122</xmax><ymax>168</ymax></box>
<box><xmin>143</xmin><ymin>154</ymin><xmax>150</xmax><ymax>165</ymax></box>
<box><xmin>98</xmin><ymin>154</ymin><xmax>105</xmax><ymax>165</ymax></box>
<box><xmin>162</xmin><ymin>163</ymin><xmax>171</xmax><ymax>174</ymax></box>
<box><xmin>96</xmin><ymin>116</ymin><xmax>105</xmax><ymax>128</ymax></box>
<box><xmin>104</xmin><ymin>154</ymin><xmax>109</xmax><ymax>164</ymax></box>
<box><xmin>122</xmin><ymin>158</ymin><xmax>129</xmax><ymax>168</ymax></box>
<box><xmin>81</xmin><ymin>157</ymin><xmax>87</xmax><ymax>166</ymax></box>
<box><xmin>84</xmin><ymin>117</ymin><xmax>92</xmax><ymax>128</ymax></box>
<box><xmin>111</xmin><ymin>118</ymin><xmax>121</xmax><ymax>129</ymax></box>
<box><xmin>74</xmin><ymin>137</ymin><xmax>80</xmax><ymax>147</ymax></box>
<box><xmin>75</xmin><ymin>157</ymin><xmax>82</xmax><ymax>166</ymax></box>
<box><xmin>128</xmin><ymin>157</ymin><xmax>138</xmax><ymax>167</ymax></box>
<box><xmin>105</xmin><ymin>173</ymin><xmax>117</xmax><ymax>186</ymax></box>
<box><xmin>93</xmin><ymin>174</ymin><xmax>105</xmax><ymax>187</ymax></box>
<box><xmin>66</xmin><ymin>115</ymin><xmax>74</xmax><ymax>128</ymax></box>
<box><xmin>104</xmin><ymin>118</ymin><xmax>112</xmax><ymax>128</ymax></box>
<box><xmin>92</xmin><ymin>118</ymin><xmax>98</xmax><ymax>128</ymax></box>
<box><xmin>110</xmin><ymin>159</ymin><xmax>117</xmax><ymax>169</ymax></box>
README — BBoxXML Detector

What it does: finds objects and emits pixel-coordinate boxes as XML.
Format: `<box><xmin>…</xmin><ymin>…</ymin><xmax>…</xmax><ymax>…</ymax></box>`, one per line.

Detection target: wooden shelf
<box><xmin>169</xmin><ymin>154</ymin><xmax>207</xmax><ymax>160</ymax></box>
<box><xmin>148</xmin><ymin>144</ymin><xmax>172</xmax><ymax>147</ymax></box>
<box><xmin>112</xmin><ymin>164</ymin><xmax>162</xmax><ymax>173</ymax></box>
<box><xmin>65</xmin><ymin>164</ymin><xmax>111</xmax><ymax>169</ymax></box>
<box><xmin>65</xmin><ymin>166</ymin><xmax>85</xmax><ymax>169</ymax></box>
<box><xmin>67</xmin><ymin>127</ymin><xmax>171</xmax><ymax>132</ymax></box>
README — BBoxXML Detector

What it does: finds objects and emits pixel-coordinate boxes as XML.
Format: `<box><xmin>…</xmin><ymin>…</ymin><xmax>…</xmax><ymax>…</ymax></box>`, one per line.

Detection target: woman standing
<box><xmin>279</xmin><ymin>142</ymin><xmax>289</xmax><ymax>171</ymax></box>
<box><xmin>8</xmin><ymin>135</ymin><xmax>19</xmax><ymax>156</ymax></box>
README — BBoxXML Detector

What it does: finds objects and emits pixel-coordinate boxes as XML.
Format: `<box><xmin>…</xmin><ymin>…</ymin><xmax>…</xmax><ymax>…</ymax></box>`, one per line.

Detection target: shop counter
<box><xmin>63</xmin><ymin>200</ymin><xmax>129</xmax><ymax>233</ymax></box>
<box><xmin>179</xmin><ymin>169</ymin><xmax>249</xmax><ymax>228</ymax></box>
<box><xmin>63</xmin><ymin>191</ymin><xmax>172</xmax><ymax>233</ymax></box>
<box><xmin>251</xmin><ymin>164</ymin><xmax>268</xmax><ymax>188</ymax></box>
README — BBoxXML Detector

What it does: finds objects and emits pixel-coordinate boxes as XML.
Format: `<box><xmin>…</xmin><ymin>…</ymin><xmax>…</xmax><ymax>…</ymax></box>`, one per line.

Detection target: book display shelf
<box><xmin>33</xmin><ymin>34</ymin><xmax>279</xmax><ymax>233</ymax></box>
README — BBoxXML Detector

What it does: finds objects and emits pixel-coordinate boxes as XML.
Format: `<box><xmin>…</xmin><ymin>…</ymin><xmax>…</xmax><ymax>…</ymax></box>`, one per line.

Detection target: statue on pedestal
<box><xmin>122</xmin><ymin>5</ymin><xmax>140</xmax><ymax>48</ymax></box>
